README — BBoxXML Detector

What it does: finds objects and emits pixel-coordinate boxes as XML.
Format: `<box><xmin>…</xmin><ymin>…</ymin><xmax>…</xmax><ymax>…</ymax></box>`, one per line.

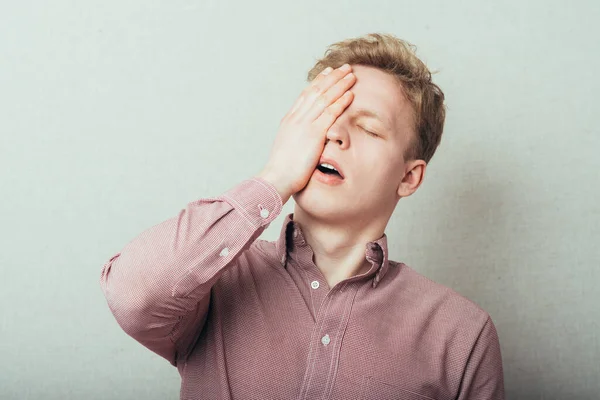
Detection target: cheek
<box><xmin>354</xmin><ymin>160</ymin><xmax>403</xmax><ymax>198</ymax></box>
<box><xmin>356</xmin><ymin>164</ymin><xmax>394</xmax><ymax>186</ymax></box>
<box><xmin>357</xmin><ymin>146</ymin><xmax>398</xmax><ymax>177</ymax></box>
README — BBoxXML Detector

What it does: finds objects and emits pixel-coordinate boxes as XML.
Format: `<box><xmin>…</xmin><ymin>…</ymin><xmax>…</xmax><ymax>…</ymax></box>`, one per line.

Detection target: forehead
<box><xmin>347</xmin><ymin>65</ymin><xmax>413</xmax><ymax>134</ymax></box>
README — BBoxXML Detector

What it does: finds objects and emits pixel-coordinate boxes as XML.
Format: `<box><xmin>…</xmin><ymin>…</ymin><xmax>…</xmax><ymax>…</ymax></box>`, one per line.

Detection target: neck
<box><xmin>292</xmin><ymin>206</ymin><xmax>390</xmax><ymax>288</ymax></box>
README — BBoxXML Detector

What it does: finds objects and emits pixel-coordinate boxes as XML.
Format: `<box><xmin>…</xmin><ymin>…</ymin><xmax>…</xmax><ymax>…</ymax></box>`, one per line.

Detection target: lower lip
<box><xmin>312</xmin><ymin>169</ymin><xmax>345</xmax><ymax>185</ymax></box>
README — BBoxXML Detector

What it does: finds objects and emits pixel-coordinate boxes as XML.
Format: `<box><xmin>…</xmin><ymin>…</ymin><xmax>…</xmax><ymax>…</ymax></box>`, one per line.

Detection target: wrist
<box><xmin>255</xmin><ymin>169</ymin><xmax>291</xmax><ymax>204</ymax></box>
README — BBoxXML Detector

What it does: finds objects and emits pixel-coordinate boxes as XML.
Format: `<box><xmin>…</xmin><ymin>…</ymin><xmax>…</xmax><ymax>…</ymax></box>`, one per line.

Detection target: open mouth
<box><xmin>316</xmin><ymin>164</ymin><xmax>343</xmax><ymax>179</ymax></box>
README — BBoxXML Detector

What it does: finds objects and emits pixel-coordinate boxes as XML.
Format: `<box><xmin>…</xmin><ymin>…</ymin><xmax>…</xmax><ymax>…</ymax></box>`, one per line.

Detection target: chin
<box><xmin>292</xmin><ymin>182</ymin><xmax>354</xmax><ymax>222</ymax></box>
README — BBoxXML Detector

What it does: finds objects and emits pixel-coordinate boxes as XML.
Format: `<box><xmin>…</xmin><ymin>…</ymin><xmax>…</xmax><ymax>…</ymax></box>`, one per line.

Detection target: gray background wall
<box><xmin>1</xmin><ymin>0</ymin><xmax>598</xmax><ymax>399</ymax></box>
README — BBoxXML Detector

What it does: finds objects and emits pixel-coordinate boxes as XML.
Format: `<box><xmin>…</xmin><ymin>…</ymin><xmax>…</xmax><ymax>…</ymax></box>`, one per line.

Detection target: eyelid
<box><xmin>360</xmin><ymin>126</ymin><xmax>379</xmax><ymax>137</ymax></box>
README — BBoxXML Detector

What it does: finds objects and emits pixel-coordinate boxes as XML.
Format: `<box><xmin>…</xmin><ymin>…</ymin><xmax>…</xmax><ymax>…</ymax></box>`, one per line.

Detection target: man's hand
<box><xmin>256</xmin><ymin>63</ymin><xmax>356</xmax><ymax>204</ymax></box>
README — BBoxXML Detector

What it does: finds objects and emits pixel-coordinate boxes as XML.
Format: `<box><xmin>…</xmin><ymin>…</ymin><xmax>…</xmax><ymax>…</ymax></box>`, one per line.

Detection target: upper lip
<box><xmin>318</xmin><ymin>156</ymin><xmax>345</xmax><ymax>179</ymax></box>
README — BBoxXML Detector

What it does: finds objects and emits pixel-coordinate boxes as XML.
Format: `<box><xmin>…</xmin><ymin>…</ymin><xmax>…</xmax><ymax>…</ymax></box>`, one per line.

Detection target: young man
<box><xmin>100</xmin><ymin>33</ymin><xmax>505</xmax><ymax>399</ymax></box>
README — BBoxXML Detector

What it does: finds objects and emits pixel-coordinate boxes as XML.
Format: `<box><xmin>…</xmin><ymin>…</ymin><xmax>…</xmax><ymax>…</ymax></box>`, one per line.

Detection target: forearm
<box><xmin>99</xmin><ymin>177</ymin><xmax>283</xmax><ymax>364</ymax></box>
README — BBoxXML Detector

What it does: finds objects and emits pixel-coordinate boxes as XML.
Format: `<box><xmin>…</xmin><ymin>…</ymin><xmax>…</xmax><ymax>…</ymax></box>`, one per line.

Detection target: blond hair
<box><xmin>307</xmin><ymin>33</ymin><xmax>446</xmax><ymax>163</ymax></box>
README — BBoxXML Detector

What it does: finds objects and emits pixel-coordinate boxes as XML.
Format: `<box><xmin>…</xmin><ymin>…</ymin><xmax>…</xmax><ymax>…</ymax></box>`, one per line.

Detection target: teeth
<box><xmin>320</xmin><ymin>163</ymin><xmax>338</xmax><ymax>172</ymax></box>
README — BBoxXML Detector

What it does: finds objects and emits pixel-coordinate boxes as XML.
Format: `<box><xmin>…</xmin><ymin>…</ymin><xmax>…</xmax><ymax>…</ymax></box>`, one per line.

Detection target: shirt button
<box><xmin>311</xmin><ymin>280</ymin><xmax>320</xmax><ymax>289</ymax></box>
<box><xmin>219</xmin><ymin>247</ymin><xmax>229</xmax><ymax>257</ymax></box>
<box><xmin>260</xmin><ymin>208</ymin><xmax>270</xmax><ymax>218</ymax></box>
<box><xmin>321</xmin><ymin>334</ymin><xmax>330</xmax><ymax>345</ymax></box>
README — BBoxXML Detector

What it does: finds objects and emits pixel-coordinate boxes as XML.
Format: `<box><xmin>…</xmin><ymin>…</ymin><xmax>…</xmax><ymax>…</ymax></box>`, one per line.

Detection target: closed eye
<box><xmin>360</xmin><ymin>126</ymin><xmax>379</xmax><ymax>137</ymax></box>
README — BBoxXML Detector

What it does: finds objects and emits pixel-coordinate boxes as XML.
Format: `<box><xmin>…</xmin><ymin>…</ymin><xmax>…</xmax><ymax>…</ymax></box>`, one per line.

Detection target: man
<box><xmin>100</xmin><ymin>33</ymin><xmax>505</xmax><ymax>399</ymax></box>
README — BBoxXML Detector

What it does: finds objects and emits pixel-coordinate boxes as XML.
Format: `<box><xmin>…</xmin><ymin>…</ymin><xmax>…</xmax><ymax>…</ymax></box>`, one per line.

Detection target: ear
<box><xmin>397</xmin><ymin>160</ymin><xmax>427</xmax><ymax>198</ymax></box>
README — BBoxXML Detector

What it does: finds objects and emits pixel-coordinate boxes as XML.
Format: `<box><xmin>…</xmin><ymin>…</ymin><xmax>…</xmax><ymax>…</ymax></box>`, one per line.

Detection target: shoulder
<box><xmin>388</xmin><ymin>260</ymin><xmax>491</xmax><ymax>331</ymax></box>
<box><xmin>236</xmin><ymin>238</ymin><xmax>284</xmax><ymax>273</ymax></box>
<box><xmin>250</xmin><ymin>239</ymin><xmax>279</xmax><ymax>263</ymax></box>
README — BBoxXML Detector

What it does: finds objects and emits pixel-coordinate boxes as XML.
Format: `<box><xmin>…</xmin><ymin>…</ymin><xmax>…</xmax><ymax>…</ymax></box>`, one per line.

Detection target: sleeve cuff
<box><xmin>221</xmin><ymin>177</ymin><xmax>283</xmax><ymax>228</ymax></box>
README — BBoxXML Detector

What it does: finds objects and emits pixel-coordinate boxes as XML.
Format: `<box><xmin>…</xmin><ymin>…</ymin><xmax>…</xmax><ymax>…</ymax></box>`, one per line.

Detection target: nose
<box><xmin>325</xmin><ymin>122</ymin><xmax>348</xmax><ymax>148</ymax></box>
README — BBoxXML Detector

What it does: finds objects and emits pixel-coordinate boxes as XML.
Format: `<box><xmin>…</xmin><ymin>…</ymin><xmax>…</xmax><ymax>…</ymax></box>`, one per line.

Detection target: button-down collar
<box><xmin>275</xmin><ymin>213</ymin><xmax>390</xmax><ymax>288</ymax></box>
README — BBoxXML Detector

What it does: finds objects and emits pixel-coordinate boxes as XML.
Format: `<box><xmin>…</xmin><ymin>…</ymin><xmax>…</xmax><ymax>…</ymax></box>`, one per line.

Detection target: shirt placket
<box><xmin>305</xmin><ymin>270</ymin><xmax>329</xmax><ymax>318</ymax></box>
<box><xmin>298</xmin><ymin>282</ymin><xmax>357</xmax><ymax>400</ymax></box>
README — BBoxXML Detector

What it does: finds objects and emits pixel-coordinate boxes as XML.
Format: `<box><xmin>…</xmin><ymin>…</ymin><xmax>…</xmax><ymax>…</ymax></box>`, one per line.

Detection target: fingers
<box><xmin>282</xmin><ymin>66</ymin><xmax>335</xmax><ymax>122</ymax></box>
<box><xmin>313</xmin><ymin>89</ymin><xmax>354</xmax><ymax>134</ymax></box>
<box><xmin>288</xmin><ymin>64</ymin><xmax>354</xmax><ymax>122</ymax></box>
<box><xmin>301</xmin><ymin>69</ymin><xmax>355</xmax><ymax>122</ymax></box>
<box><xmin>289</xmin><ymin>67</ymin><xmax>333</xmax><ymax>114</ymax></box>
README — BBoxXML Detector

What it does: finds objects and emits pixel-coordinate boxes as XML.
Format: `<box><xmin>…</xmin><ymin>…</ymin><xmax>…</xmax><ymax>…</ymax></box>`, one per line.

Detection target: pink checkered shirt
<box><xmin>100</xmin><ymin>177</ymin><xmax>505</xmax><ymax>399</ymax></box>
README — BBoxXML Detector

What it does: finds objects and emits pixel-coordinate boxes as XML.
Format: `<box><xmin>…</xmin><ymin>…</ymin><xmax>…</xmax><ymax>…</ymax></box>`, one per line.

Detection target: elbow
<box><xmin>100</xmin><ymin>256</ymin><xmax>155</xmax><ymax>338</ymax></box>
<box><xmin>111</xmin><ymin>301</ymin><xmax>153</xmax><ymax>338</ymax></box>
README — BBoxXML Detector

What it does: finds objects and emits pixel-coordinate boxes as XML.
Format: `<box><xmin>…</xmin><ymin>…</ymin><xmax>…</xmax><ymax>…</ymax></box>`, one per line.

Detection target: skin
<box><xmin>257</xmin><ymin>64</ymin><xmax>426</xmax><ymax>289</ymax></box>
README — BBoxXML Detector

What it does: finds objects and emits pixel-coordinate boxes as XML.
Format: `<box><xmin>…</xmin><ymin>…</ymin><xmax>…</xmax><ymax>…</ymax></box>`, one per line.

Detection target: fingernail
<box><xmin>341</xmin><ymin>63</ymin><xmax>351</xmax><ymax>71</ymax></box>
<box><xmin>322</xmin><ymin>67</ymin><xmax>333</xmax><ymax>75</ymax></box>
